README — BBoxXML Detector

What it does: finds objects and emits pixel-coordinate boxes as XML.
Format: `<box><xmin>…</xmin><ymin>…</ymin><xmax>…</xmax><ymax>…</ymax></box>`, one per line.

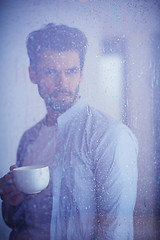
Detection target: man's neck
<box><xmin>43</xmin><ymin>110</ymin><xmax>60</xmax><ymax>126</ymax></box>
<box><xmin>44</xmin><ymin>96</ymin><xmax>81</xmax><ymax>126</ymax></box>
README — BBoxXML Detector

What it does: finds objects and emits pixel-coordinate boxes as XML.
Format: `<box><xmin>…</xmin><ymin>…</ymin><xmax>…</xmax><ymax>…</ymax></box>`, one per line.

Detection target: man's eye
<box><xmin>43</xmin><ymin>68</ymin><xmax>58</xmax><ymax>76</ymax></box>
<box><xmin>65</xmin><ymin>67</ymin><xmax>79</xmax><ymax>74</ymax></box>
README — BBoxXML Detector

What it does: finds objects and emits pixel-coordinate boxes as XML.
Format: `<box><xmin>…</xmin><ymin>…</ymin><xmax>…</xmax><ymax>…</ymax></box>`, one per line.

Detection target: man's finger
<box><xmin>10</xmin><ymin>164</ymin><xmax>18</xmax><ymax>171</ymax></box>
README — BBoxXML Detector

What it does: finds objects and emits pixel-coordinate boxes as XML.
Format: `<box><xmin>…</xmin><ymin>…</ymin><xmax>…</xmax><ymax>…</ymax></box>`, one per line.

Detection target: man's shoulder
<box><xmin>80</xmin><ymin>103</ymin><xmax>119</xmax><ymax>130</ymax></box>
<box><xmin>79</xmin><ymin>103</ymin><xmax>136</xmax><ymax>141</ymax></box>
<box><xmin>16</xmin><ymin>119</ymin><xmax>43</xmax><ymax>166</ymax></box>
<box><xmin>20</xmin><ymin>119</ymin><xmax>43</xmax><ymax>144</ymax></box>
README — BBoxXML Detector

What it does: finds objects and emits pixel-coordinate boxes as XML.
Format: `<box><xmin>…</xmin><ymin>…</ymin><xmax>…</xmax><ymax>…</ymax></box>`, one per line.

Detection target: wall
<box><xmin>0</xmin><ymin>0</ymin><xmax>160</xmax><ymax>239</ymax></box>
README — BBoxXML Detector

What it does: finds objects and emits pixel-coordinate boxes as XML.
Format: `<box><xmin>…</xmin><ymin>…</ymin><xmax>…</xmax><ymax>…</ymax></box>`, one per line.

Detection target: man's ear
<box><xmin>28</xmin><ymin>66</ymin><xmax>37</xmax><ymax>84</ymax></box>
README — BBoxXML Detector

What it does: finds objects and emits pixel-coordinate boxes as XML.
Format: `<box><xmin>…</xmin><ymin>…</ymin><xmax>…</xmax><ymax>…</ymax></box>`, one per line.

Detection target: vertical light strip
<box><xmin>98</xmin><ymin>54</ymin><xmax>123</xmax><ymax>121</ymax></box>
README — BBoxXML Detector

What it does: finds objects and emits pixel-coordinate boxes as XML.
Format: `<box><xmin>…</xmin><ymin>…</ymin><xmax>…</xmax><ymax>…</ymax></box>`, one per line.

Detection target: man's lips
<box><xmin>49</xmin><ymin>89</ymin><xmax>73</xmax><ymax>99</ymax></box>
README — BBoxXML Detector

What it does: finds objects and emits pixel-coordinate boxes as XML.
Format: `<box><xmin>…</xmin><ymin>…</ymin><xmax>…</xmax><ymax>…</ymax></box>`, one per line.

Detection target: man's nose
<box><xmin>56</xmin><ymin>71</ymin><xmax>67</xmax><ymax>88</ymax></box>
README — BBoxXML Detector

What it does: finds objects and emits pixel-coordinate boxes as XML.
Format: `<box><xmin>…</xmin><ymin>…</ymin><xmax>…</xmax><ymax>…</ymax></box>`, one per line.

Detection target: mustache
<box><xmin>49</xmin><ymin>89</ymin><xmax>73</xmax><ymax>98</ymax></box>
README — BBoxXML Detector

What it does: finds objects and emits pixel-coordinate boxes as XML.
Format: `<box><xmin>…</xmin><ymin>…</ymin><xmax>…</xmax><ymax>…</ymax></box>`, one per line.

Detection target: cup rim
<box><xmin>13</xmin><ymin>165</ymin><xmax>48</xmax><ymax>171</ymax></box>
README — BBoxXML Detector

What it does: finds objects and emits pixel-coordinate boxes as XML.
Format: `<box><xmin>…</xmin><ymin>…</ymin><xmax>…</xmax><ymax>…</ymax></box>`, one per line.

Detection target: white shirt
<box><xmin>49</xmin><ymin>98</ymin><xmax>138</xmax><ymax>239</ymax></box>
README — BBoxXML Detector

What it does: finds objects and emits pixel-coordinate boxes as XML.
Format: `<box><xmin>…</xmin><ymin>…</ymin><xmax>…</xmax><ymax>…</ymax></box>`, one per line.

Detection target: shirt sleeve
<box><xmin>1</xmin><ymin>135</ymin><xmax>27</xmax><ymax>230</ymax></box>
<box><xmin>1</xmin><ymin>122</ymin><xmax>42</xmax><ymax>231</ymax></box>
<box><xmin>94</xmin><ymin>125</ymin><xmax>138</xmax><ymax>240</ymax></box>
<box><xmin>2</xmin><ymin>201</ymin><xmax>25</xmax><ymax>229</ymax></box>
<box><xmin>2</xmin><ymin>121</ymin><xmax>42</xmax><ymax>232</ymax></box>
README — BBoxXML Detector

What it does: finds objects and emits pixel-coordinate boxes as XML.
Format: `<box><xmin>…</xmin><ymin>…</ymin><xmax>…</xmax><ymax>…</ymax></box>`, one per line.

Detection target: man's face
<box><xmin>34</xmin><ymin>50</ymin><xmax>83</xmax><ymax>112</ymax></box>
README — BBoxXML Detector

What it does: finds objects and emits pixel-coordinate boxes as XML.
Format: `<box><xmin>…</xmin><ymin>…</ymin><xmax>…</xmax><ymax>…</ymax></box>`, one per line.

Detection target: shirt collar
<box><xmin>57</xmin><ymin>98</ymin><xmax>86</xmax><ymax>127</ymax></box>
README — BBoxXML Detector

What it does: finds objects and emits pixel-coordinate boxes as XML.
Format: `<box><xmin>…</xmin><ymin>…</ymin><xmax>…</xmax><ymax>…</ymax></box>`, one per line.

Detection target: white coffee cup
<box><xmin>13</xmin><ymin>165</ymin><xmax>50</xmax><ymax>194</ymax></box>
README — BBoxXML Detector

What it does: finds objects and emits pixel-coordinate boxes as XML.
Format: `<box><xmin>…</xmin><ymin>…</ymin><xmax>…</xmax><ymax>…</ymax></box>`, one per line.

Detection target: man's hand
<box><xmin>0</xmin><ymin>165</ymin><xmax>24</xmax><ymax>206</ymax></box>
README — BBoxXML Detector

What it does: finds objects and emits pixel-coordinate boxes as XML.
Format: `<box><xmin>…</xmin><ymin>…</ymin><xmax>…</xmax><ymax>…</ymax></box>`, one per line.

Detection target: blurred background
<box><xmin>0</xmin><ymin>0</ymin><xmax>160</xmax><ymax>239</ymax></box>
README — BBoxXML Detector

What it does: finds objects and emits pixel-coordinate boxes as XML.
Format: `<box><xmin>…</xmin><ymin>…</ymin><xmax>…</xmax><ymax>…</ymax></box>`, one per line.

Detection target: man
<box><xmin>0</xmin><ymin>23</ymin><xmax>138</xmax><ymax>240</ymax></box>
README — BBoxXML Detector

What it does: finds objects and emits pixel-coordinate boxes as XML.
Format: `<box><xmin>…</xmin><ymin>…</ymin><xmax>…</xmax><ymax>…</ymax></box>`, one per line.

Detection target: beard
<box><xmin>39</xmin><ymin>84</ymin><xmax>80</xmax><ymax>113</ymax></box>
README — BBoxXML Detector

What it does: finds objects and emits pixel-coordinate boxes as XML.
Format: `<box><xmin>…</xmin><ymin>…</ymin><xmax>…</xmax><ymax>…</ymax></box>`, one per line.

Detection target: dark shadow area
<box><xmin>152</xmin><ymin>32</ymin><xmax>160</xmax><ymax>238</ymax></box>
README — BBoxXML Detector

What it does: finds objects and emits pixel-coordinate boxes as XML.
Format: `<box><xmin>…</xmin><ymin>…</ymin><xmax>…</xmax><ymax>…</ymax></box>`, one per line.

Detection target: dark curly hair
<box><xmin>26</xmin><ymin>23</ymin><xmax>88</xmax><ymax>72</ymax></box>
